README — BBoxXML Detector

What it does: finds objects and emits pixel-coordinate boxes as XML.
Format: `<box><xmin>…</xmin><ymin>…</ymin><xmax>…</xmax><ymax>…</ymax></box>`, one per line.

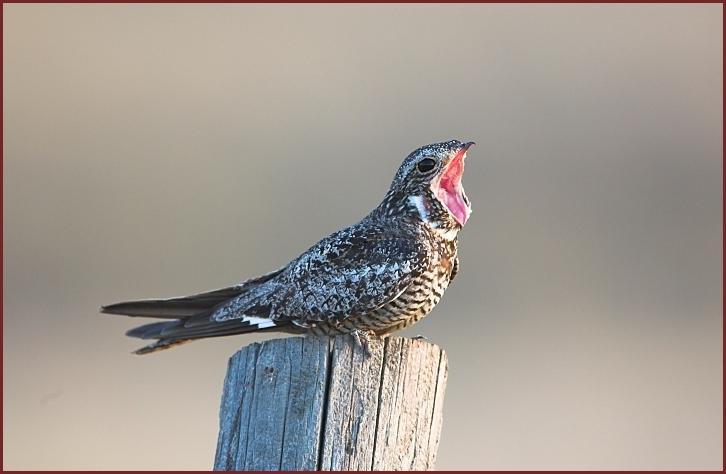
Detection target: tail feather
<box><xmin>127</xmin><ymin>317</ymin><xmax>280</xmax><ymax>340</ymax></box>
<box><xmin>125</xmin><ymin>321</ymin><xmax>178</xmax><ymax>339</ymax></box>
<box><xmin>127</xmin><ymin>317</ymin><xmax>286</xmax><ymax>355</ymax></box>
<box><xmin>134</xmin><ymin>339</ymin><xmax>193</xmax><ymax>355</ymax></box>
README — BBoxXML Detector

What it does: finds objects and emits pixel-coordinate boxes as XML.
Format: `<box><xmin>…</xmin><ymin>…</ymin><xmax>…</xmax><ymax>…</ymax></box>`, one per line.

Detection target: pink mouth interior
<box><xmin>433</xmin><ymin>149</ymin><xmax>471</xmax><ymax>226</ymax></box>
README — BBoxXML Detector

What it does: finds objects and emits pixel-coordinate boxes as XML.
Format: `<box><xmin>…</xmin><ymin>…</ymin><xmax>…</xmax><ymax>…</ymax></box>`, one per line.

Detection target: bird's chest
<box><xmin>367</xmin><ymin>239</ymin><xmax>457</xmax><ymax>331</ymax></box>
<box><xmin>410</xmin><ymin>241</ymin><xmax>457</xmax><ymax>309</ymax></box>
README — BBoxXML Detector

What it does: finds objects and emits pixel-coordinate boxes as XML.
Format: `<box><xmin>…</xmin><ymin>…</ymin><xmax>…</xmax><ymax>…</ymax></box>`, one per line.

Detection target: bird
<box><xmin>101</xmin><ymin>140</ymin><xmax>474</xmax><ymax>354</ymax></box>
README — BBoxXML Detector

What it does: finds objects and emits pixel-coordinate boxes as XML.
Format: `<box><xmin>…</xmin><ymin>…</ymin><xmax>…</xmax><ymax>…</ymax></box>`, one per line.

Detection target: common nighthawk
<box><xmin>102</xmin><ymin>140</ymin><xmax>474</xmax><ymax>354</ymax></box>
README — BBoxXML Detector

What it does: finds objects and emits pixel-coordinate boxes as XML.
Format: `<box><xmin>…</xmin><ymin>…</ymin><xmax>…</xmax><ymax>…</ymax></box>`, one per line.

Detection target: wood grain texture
<box><xmin>214</xmin><ymin>335</ymin><xmax>448</xmax><ymax>471</ymax></box>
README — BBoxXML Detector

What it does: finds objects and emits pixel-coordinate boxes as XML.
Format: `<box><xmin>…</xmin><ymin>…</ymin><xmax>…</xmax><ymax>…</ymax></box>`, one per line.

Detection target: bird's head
<box><xmin>382</xmin><ymin>140</ymin><xmax>474</xmax><ymax>234</ymax></box>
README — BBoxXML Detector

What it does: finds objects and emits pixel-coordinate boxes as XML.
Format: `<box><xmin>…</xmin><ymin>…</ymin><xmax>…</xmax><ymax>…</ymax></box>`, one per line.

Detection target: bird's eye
<box><xmin>417</xmin><ymin>158</ymin><xmax>436</xmax><ymax>173</ymax></box>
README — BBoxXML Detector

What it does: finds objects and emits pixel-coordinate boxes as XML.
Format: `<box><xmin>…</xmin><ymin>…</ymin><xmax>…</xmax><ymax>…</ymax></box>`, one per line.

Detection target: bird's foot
<box><xmin>412</xmin><ymin>334</ymin><xmax>430</xmax><ymax>342</ymax></box>
<box><xmin>351</xmin><ymin>330</ymin><xmax>377</xmax><ymax>357</ymax></box>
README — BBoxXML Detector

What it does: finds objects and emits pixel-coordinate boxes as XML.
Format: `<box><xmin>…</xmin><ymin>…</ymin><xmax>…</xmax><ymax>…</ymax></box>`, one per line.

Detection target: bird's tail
<box><xmin>102</xmin><ymin>269</ymin><xmax>288</xmax><ymax>354</ymax></box>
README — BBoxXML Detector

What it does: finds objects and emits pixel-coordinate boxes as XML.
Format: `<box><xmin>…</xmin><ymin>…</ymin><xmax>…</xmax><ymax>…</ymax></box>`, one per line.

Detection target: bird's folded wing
<box><xmin>100</xmin><ymin>267</ymin><xmax>286</xmax><ymax>319</ymax></box>
<box><xmin>212</xmin><ymin>225</ymin><xmax>429</xmax><ymax>325</ymax></box>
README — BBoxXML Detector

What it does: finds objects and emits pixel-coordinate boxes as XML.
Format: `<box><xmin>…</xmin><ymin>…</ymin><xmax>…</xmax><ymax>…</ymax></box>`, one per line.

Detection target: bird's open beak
<box><xmin>431</xmin><ymin>142</ymin><xmax>474</xmax><ymax>226</ymax></box>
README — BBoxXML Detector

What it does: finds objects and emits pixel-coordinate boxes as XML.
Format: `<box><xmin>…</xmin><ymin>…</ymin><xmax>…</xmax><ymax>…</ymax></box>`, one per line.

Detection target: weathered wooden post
<box><xmin>214</xmin><ymin>335</ymin><xmax>448</xmax><ymax>471</ymax></box>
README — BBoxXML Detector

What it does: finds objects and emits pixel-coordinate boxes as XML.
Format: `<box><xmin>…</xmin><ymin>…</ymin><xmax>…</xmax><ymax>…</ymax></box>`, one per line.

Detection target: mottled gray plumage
<box><xmin>102</xmin><ymin>140</ymin><xmax>474</xmax><ymax>354</ymax></box>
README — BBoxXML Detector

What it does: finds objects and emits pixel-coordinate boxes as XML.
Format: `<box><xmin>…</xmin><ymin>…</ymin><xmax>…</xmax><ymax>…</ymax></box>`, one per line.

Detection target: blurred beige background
<box><xmin>3</xmin><ymin>3</ymin><xmax>722</xmax><ymax>470</ymax></box>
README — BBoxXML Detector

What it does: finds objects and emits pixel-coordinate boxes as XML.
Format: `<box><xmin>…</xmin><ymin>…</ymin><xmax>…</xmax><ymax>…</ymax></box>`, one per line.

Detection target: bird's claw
<box><xmin>412</xmin><ymin>334</ymin><xmax>430</xmax><ymax>341</ymax></box>
<box><xmin>351</xmin><ymin>330</ymin><xmax>376</xmax><ymax>357</ymax></box>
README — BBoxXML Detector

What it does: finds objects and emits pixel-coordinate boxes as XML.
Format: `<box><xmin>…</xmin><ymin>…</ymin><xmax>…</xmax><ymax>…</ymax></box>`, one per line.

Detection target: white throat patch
<box><xmin>408</xmin><ymin>195</ymin><xmax>459</xmax><ymax>241</ymax></box>
<box><xmin>408</xmin><ymin>195</ymin><xmax>429</xmax><ymax>222</ymax></box>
